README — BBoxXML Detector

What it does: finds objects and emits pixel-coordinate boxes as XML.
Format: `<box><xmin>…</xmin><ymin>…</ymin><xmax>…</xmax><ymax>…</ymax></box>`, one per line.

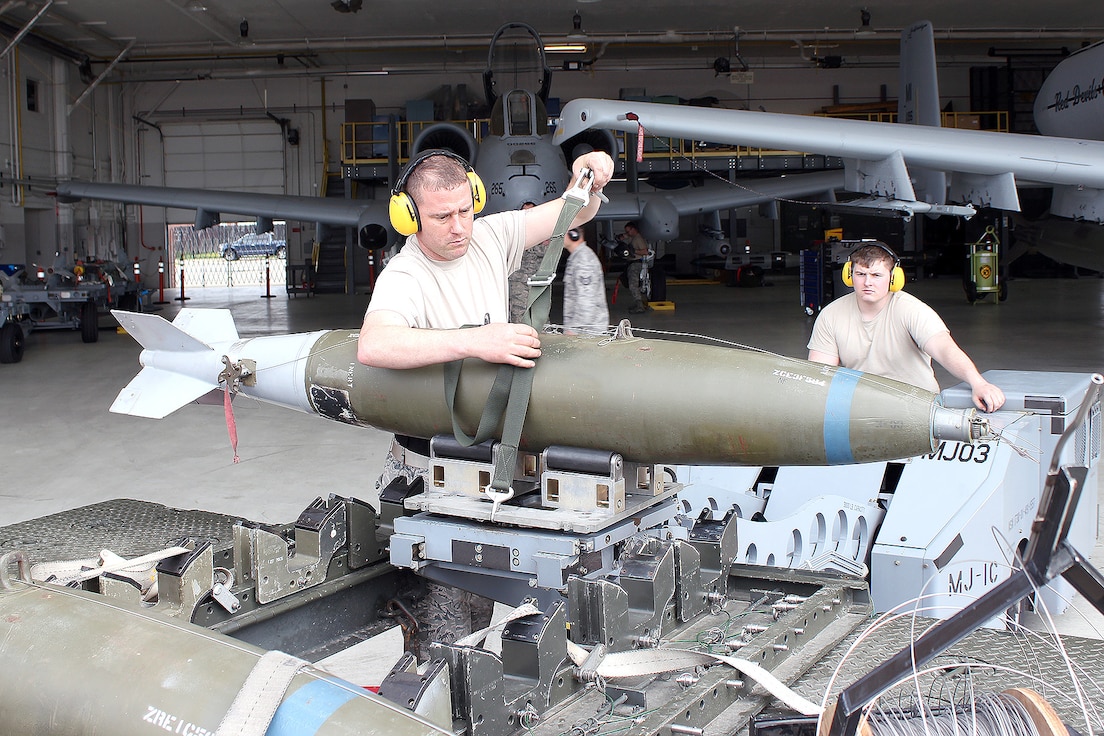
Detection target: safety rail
<box><xmin>341</xmin><ymin>118</ymin><xmax>812</xmax><ymax>170</ymax></box>
<box><xmin>341</xmin><ymin>119</ymin><xmax>487</xmax><ymax>165</ymax></box>
<box><xmin>813</xmin><ymin>109</ymin><xmax>1009</xmax><ymax>131</ymax></box>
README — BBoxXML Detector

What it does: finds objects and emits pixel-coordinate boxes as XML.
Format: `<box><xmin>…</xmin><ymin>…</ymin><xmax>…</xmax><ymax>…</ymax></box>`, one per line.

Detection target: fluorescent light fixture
<box><xmin>544</xmin><ymin>43</ymin><xmax>588</xmax><ymax>53</ymax></box>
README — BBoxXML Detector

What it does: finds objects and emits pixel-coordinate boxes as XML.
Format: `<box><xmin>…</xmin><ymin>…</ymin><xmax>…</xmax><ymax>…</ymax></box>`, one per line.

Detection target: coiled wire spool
<box><xmin>821</xmin><ymin>689</ymin><xmax>1065</xmax><ymax>736</ymax></box>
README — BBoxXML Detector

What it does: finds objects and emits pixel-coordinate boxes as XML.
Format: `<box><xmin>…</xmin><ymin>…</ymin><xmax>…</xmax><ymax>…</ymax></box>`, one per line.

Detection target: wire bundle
<box><xmin>860</xmin><ymin>689</ymin><xmax>1064</xmax><ymax>736</ymax></box>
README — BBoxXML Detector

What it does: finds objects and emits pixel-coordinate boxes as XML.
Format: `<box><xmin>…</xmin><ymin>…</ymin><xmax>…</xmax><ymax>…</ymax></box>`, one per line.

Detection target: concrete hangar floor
<box><xmin>2</xmin><ymin>269</ymin><xmax>1103</xmax><ymax>651</ymax></box>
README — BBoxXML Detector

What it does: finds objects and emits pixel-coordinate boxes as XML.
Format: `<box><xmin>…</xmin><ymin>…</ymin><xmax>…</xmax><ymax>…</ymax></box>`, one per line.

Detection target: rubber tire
<box><xmin>275</xmin><ymin>245</ymin><xmax>287</xmax><ymax>259</ymax></box>
<box><xmin>964</xmin><ymin>280</ymin><xmax>978</xmax><ymax>303</ymax></box>
<box><xmin>223</xmin><ymin>248</ymin><xmax>239</xmax><ymax>261</ymax></box>
<box><xmin>80</xmin><ymin>300</ymin><xmax>99</xmax><ymax>343</ymax></box>
<box><xmin>998</xmin><ymin>280</ymin><xmax>1008</xmax><ymax>302</ymax></box>
<box><xmin>0</xmin><ymin>322</ymin><xmax>24</xmax><ymax>363</ymax></box>
<box><xmin>649</xmin><ymin>264</ymin><xmax>667</xmax><ymax>300</ymax></box>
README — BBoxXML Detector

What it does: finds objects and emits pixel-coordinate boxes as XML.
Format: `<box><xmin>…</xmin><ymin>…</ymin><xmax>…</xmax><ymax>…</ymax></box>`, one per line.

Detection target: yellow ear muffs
<box><xmin>388</xmin><ymin>191</ymin><xmax>421</xmax><ymax>237</ymax></box>
<box><xmin>842</xmin><ymin>243</ymin><xmax>905</xmax><ymax>292</ymax></box>
<box><xmin>388</xmin><ymin>149</ymin><xmax>486</xmax><ymax>236</ymax></box>
<box><xmin>466</xmin><ymin>170</ymin><xmax>487</xmax><ymax>215</ymax></box>
<box><xmin>888</xmin><ymin>264</ymin><xmax>905</xmax><ymax>292</ymax></box>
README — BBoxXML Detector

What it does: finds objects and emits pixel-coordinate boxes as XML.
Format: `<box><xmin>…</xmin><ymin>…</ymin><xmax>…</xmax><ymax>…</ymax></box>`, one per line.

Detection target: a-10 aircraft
<box><xmin>556</xmin><ymin>21</ymin><xmax>1104</xmax><ymax>227</ymax></box>
<box><xmin>53</xmin><ymin>21</ymin><xmax>843</xmax><ymax>265</ymax></box>
<box><xmin>52</xmin><ymin>20</ymin><xmax>1104</xmax><ymax>283</ymax></box>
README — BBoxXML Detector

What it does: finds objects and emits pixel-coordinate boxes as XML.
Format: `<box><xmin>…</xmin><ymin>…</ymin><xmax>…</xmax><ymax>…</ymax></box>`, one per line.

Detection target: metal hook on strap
<box><xmin>483</xmin><ymin>485</ymin><xmax>515</xmax><ymax>522</ymax></box>
<box><xmin>562</xmin><ymin>167</ymin><xmax>608</xmax><ymax>206</ymax></box>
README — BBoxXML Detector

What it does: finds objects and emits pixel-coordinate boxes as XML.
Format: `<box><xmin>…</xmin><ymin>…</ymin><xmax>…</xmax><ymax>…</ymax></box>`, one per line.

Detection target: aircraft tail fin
<box><xmin>110</xmin><ymin>309</ymin><xmax>237</xmax><ymax>419</ymax></box>
<box><xmin>898</xmin><ymin>20</ymin><xmax>946</xmax><ymax>204</ymax></box>
<box><xmin>899</xmin><ymin>21</ymin><xmax>940</xmax><ymax>126</ymax></box>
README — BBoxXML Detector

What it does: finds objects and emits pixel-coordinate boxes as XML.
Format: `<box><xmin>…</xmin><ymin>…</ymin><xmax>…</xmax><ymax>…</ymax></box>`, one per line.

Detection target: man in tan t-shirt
<box><xmin>356</xmin><ymin>149</ymin><xmax>615</xmax><ymax>660</ymax></box>
<box><xmin>807</xmin><ymin>243</ymin><xmax>1005</xmax><ymax>413</ymax></box>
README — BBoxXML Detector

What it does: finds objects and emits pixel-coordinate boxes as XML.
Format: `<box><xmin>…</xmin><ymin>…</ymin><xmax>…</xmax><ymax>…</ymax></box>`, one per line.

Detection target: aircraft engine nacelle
<box><xmin>410</xmin><ymin>123</ymin><xmax>479</xmax><ymax>166</ymax></box>
<box><xmin>315</xmin><ymin>219</ymin><xmax>395</xmax><ymax>251</ymax></box>
<box><xmin>560</xmin><ymin>128</ymin><xmax>619</xmax><ymax>163</ymax></box>
<box><xmin>356</xmin><ymin>213</ymin><xmax>392</xmax><ymax>250</ymax></box>
<box><xmin>640</xmin><ymin>196</ymin><xmax>680</xmax><ymax>242</ymax></box>
<box><xmin>347</xmin><ymin>123</ymin><xmax>480</xmax><ymax>251</ymax></box>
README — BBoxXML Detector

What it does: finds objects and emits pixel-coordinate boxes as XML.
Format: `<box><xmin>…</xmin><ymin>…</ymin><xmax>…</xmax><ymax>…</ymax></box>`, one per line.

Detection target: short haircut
<box><xmin>625</xmin><ymin>221</ymin><xmax>640</xmax><ymax>232</ymax></box>
<box><xmin>567</xmin><ymin>228</ymin><xmax>582</xmax><ymax>242</ymax></box>
<box><xmin>406</xmin><ymin>154</ymin><xmax>469</xmax><ymax>200</ymax></box>
<box><xmin>850</xmin><ymin>244</ymin><xmax>897</xmax><ymax>270</ymax></box>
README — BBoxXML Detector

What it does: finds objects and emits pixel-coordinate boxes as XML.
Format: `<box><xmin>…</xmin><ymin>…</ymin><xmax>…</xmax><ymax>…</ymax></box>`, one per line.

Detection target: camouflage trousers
<box><xmin>508</xmin><ymin>242</ymin><xmax>551</xmax><ymax>324</ymax></box>
<box><xmin>626</xmin><ymin>260</ymin><xmax>645</xmax><ymax>303</ymax></box>
<box><xmin>377</xmin><ymin>446</ymin><xmax>495</xmax><ymax>661</ymax></box>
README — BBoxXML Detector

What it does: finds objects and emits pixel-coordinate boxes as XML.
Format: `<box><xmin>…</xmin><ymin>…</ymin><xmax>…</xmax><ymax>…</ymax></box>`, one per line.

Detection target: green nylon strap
<box><xmin>443</xmin><ymin>354</ymin><xmax>511</xmax><ymax>446</ymax></box>
<box><xmin>522</xmin><ymin>195</ymin><xmax>582</xmax><ymax>331</ymax></box>
<box><xmin>443</xmin><ymin>192</ymin><xmax>587</xmax><ymax>493</ymax></box>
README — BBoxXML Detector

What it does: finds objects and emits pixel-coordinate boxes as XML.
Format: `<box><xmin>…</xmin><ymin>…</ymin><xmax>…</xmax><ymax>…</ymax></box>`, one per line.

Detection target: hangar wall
<box><xmin>0</xmin><ymin>48</ymin><xmax>124</xmax><ymax>270</ymax></box>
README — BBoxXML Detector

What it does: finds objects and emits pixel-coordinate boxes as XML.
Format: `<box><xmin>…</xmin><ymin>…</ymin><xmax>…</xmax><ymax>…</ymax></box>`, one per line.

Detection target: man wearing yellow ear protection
<box><xmin>355</xmin><ymin>149</ymin><xmax>614</xmax><ymax>659</ymax></box>
<box><xmin>808</xmin><ymin>243</ymin><xmax>1005</xmax><ymax>413</ymax></box>
<box><xmin>358</xmin><ymin>150</ymin><xmax>614</xmax><ymax>371</ymax></box>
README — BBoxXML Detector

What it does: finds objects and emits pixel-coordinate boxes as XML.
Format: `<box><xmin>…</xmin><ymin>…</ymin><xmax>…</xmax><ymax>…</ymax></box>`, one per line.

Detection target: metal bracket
<box><xmin>234</xmin><ymin>495</ymin><xmax>348</xmax><ymax>604</ymax></box>
<box><xmin>217</xmin><ymin>355</ymin><xmax>256</xmax><ymax>389</ymax></box>
<box><xmin>432</xmin><ymin>601</ymin><xmax>577</xmax><ymax>736</ymax></box>
<box><xmin>152</xmin><ymin>537</ymin><xmax>215</xmax><ymax>619</ymax></box>
<box><xmin>568</xmin><ymin>536</ymin><xmax>678</xmax><ymax>651</ymax></box>
<box><xmin>210</xmin><ymin>579</ymin><xmax>241</xmax><ymax>613</ymax></box>
<box><xmin>687</xmin><ymin>508</ymin><xmax>738</xmax><ymax>608</ymax></box>
<box><xmin>377</xmin><ymin>651</ymin><xmax>453</xmax><ymax>730</ymax></box>
<box><xmin>541</xmin><ymin>446</ymin><xmax>626</xmax><ymax>513</ymax></box>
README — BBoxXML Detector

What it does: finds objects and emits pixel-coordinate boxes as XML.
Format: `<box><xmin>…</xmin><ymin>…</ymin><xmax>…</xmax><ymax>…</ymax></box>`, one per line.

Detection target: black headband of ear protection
<box><xmin>391</xmin><ymin>149</ymin><xmax>473</xmax><ymax>196</ymax></box>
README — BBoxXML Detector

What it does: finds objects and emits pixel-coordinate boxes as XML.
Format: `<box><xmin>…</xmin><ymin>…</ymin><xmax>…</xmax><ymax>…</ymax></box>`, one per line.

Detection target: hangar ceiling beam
<box><xmin>0</xmin><ymin>0</ymin><xmax>52</xmax><ymax>62</ymax></box>
<box><xmin>70</xmin><ymin>38</ymin><xmax>134</xmax><ymax>114</ymax></box>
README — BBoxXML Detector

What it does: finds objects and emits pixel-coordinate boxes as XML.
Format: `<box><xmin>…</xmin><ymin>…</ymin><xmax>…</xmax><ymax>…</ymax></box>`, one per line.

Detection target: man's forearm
<box><xmin>927</xmin><ymin>334</ymin><xmax>985</xmax><ymax>387</ymax></box>
<box><xmin>358</xmin><ymin>324</ymin><xmax>468</xmax><ymax>369</ymax></box>
<box><xmin>359</xmin><ymin>320</ymin><xmax>543</xmax><ymax>370</ymax></box>
<box><xmin>569</xmin><ymin>195</ymin><xmax>602</xmax><ymax>229</ymax></box>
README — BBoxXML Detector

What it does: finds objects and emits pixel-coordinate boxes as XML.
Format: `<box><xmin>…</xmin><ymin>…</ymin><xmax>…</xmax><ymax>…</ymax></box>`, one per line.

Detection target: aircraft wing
<box><xmin>555</xmin><ymin>98</ymin><xmax>1104</xmax><ymax>223</ymax></box>
<box><xmin>597</xmin><ymin>171</ymin><xmax>844</xmax><ymax>241</ymax></box>
<box><xmin>55</xmin><ymin>170</ymin><xmax>843</xmax><ymax>250</ymax></box>
<box><xmin>55</xmin><ymin>181</ymin><xmax>393</xmax><ymax>248</ymax></box>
